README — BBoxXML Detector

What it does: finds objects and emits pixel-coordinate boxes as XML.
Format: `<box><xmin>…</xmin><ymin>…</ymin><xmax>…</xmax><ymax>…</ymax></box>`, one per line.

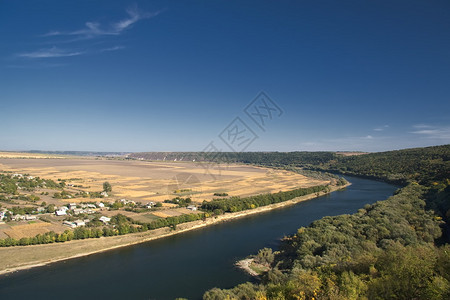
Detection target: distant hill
<box><xmin>27</xmin><ymin>150</ymin><xmax>130</xmax><ymax>157</ymax></box>
<box><xmin>128</xmin><ymin>151</ymin><xmax>337</xmax><ymax>166</ymax></box>
<box><xmin>315</xmin><ymin>144</ymin><xmax>450</xmax><ymax>185</ymax></box>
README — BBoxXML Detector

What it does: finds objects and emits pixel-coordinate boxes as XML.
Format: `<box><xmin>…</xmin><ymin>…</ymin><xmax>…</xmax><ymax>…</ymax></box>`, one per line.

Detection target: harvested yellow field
<box><xmin>152</xmin><ymin>208</ymin><xmax>192</xmax><ymax>218</ymax></box>
<box><xmin>3</xmin><ymin>222</ymin><xmax>64</xmax><ymax>239</ymax></box>
<box><xmin>0</xmin><ymin>152</ymin><xmax>68</xmax><ymax>159</ymax></box>
<box><xmin>0</xmin><ymin>158</ymin><xmax>328</xmax><ymax>204</ymax></box>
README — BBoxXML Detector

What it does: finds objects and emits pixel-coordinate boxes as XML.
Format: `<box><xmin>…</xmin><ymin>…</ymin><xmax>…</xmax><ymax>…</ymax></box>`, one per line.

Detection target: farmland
<box><xmin>0</xmin><ymin>156</ymin><xmax>328</xmax><ymax>240</ymax></box>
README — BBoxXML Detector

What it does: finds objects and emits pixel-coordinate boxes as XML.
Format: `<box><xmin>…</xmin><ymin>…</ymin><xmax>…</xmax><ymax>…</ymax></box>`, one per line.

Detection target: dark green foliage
<box><xmin>0</xmin><ymin>173</ymin><xmax>60</xmax><ymax>194</ymax></box>
<box><xmin>203</xmin><ymin>184</ymin><xmax>449</xmax><ymax>299</ymax></box>
<box><xmin>315</xmin><ymin>145</ymin><xmax>450</xmax><ymax>185</ymax></box>
<box><xmin>103</xmin><ymin>181</ymin><xmax>112</xmax><ymax>193</ymax></box>
<box><xmin>129</xmin><ymin>151</ymin><xmax>337</xmax><ymax>167</ymax></box>
<box><xmin>254</xmin><ymin>248</ymin><xmax>275</xmax><ymax>266</ymax></box>
<box><xmin>203</xmin><ymin>145</ymin><xmax>450</xmax><ymax>299</ymax></box>
<box><xmin>164</xmin><ymin>197</ymin><xmax>192</xmax><ymax>207</ymax></box>
<box><xmin>213</xmin><ymin>192</ymin><xmax>228</xmax><ymax>197</ymax></box>
<box><xmin>145</xmin><ymin>213</ymin><xmax>205</xmax><ymax>230</ymax></box>
<box><xmin>201</xmin><ymin>185</ymin><xmax>327</xmax><ymax>214</ymax></box>
<box><xmin>278</xmin><ymin>184</ymin><xmax>441</xmax><ymax>271</ymax></box>
<box><xmin>52</xmin><ymin>190</ymin><xmax>73</xmax><ymax>199</ymax></box>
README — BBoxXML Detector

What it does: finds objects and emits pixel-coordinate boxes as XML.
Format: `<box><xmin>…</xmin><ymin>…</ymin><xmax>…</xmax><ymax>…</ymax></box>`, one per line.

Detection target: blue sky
<box><xmin>1</xmin><ymin>0</ymin><xmax>449</xmax><ymax>152</ymax></box>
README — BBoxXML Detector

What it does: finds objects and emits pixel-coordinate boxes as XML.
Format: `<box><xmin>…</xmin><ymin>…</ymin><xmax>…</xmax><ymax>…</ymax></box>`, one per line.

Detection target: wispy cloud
<box><xmin>6</xmin><ymin>62</ymin><xmax>68</xmax><ymax>69</ymax></box>
<box><xmin>412</xmin><ymin>124</ymin><xmax>433</xmax><ymax>129</ymax></box>
<box><xmin>411</xmin><ymin>124</ymin><xmax>450</xmax><ymax>140</ymax></box>
<box><xmin>16</xmin><ymin>6</ymin><xmax>160</xmax><ymax>61</ymax></box>
<box><xmin>374</xmin><ymin>125</ymin><xmax>389</xmax><ymax>131</ymax></box>
<box><xmin>43</xmin><ymin>6</ymin><xmax>160</xmax><ymax>39</ymax></box>
<box><xmin>18</xmin><ymin>47</ymin><xmax>84</xmax><ymax>58</ymax></box>
<box><xmin>99</xmin><ymin>46</ymin><xmax>125</xmax><ymax>52</ymax></box>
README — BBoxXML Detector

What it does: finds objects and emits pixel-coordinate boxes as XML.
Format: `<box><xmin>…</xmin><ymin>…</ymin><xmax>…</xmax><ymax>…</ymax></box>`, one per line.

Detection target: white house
<box><xmin>68</xmin><ymin>203</ymin><xmax>77</xmax><ymax>210</ymax></box>
<box><xmin>13</xmin><ymin>214</ymin><xmax>26</xmax><ymax>221</ymax></box>
<box><xmin>99</xmin><ymin>216</ymin><xmax>111</xmax><ymax>224</ymax></box>
<box><xmin>25</xmin><ymin>215</ymin><xmax>37</xmax><ymax>221</ymax></box>
<box><xmin>97</xmin><ymin>202</ymin><xmax>105</xmax><ymax>208</ymax></box>
<box><xmin>63</xmin><ymin>221</ymin><xmax>76</xmax><ymax>228</ymax></box>
<box><xmin>74</xmin><ymin>220</ymin><xmax>85</xmax><ymax>227</ymax></box>
<box><xmin>73</xmin><ymin>208</ymin><xmax>83</xmax><ymax>215</ymax></box>
<box><xmin>55</xmin><ymin>209</ymin><xmax>67</xmax><ymax>216</ymax></box>
<box><xmin>101</xmin><ymin>191</ymin><xmax>109</xmax><ymax>197</ymax></box>
<box><xmin>186</xmin><ymin>205</ymin><xmax>197</xmax><ymax>211</ymax></box>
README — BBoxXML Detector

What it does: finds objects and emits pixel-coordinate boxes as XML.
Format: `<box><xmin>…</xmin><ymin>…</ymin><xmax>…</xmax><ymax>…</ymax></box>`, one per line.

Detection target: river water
<box><xmin>0</xmin><ymin>176</ymin><xmax>398</xmax><ymax>299</ymax></box>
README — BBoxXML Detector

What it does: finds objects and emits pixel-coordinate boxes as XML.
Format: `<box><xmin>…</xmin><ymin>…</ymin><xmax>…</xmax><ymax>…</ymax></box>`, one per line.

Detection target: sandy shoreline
<box><xmin>235</xmin><ymin>258</ymin><xmax>259</xmax><ymax>277</ymax></box>
<box><xmin>0</xmin><ymin>183</ymin><xmax>350</xmax><ymax>276</ymax></box>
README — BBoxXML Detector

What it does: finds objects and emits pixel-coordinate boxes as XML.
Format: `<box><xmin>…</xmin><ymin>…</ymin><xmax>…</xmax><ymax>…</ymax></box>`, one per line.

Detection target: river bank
<box><xmin>0</xmin><ymin>183</ymin><xmax>350</xmax><ymax>276</ymax></box>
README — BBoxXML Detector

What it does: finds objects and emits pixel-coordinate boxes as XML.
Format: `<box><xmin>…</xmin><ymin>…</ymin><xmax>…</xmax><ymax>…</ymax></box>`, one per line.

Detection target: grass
<box><xmin>249</xmin><ymin>262</ymin><xmax>270</xmax><ymax>275</ymax></box>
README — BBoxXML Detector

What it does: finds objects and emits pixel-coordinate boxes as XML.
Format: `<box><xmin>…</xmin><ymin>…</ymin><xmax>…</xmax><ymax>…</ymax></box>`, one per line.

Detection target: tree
<box><xmin>46</xmin><ymin>204</ymin><xmax>55</xmax><ymax>213</ymax></box>
<box><xmin>103</xmin><ymin>181</ymin><xmax>112</xmax><ymax>193</ymax></box>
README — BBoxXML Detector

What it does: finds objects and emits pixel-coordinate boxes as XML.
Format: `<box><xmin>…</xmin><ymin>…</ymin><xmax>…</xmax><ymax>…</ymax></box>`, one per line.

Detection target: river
<box><xmin>0</xmin><ymin>176</ymin><xmax>398</xmax><ymax>299</ymax></box>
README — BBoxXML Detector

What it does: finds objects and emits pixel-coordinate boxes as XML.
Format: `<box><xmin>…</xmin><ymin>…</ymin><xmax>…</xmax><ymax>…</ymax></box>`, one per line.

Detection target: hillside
<box><xmin>203</xmin><ymin>145</ymin><xmax>450</xmax><ymax>300</ymax></box>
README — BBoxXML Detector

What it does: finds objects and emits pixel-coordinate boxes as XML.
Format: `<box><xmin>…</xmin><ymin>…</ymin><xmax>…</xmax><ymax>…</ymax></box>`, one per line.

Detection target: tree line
<box><xmin>201</xmin><ymin>185</ymin><xmax>329</xmax><ymax>215</ymax></box>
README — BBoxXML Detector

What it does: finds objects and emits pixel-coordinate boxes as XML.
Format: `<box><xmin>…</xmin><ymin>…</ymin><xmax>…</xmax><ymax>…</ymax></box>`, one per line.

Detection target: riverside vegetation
<box><xmin>203</xmin><ymin>145</ymin><xmax>450</xmax><ymax>300</ymax></box>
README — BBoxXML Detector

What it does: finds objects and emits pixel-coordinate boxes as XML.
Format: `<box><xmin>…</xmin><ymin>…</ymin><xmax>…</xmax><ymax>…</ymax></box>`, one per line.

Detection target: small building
<box><xmin>63</xmin><ymin>221</ymin><xmax>76</xmax><ymax>228</ymax></box>
<box><xmin>73</xmin><ymin>208</ymin><xmax>84</xmax><ymax>215</ymax></box>
<box><xmin>101</xmin><ymin>191</ymin><xmax>109</xmax><ymax>198</ymax></box>
<box><xmin>25</xmin><ymin>215</ymin><xmax>37</xmax><ymax>221</ymax></box>
<box><xmin>99</xmin><ymin>216</ymin><xmax>111</xmax><ymax>224</ymax></box>
<box><xmin>13</xmin><ymin>214</ymin><xmax>26</xmax><ymax>221</ymax></box>
<box><xmin>97</xmin><ymin>202</ymin><xmax>105</xmax><ymax>208</ymax></box>
<box><xmin>68</xmin><ymin>203</ymin><xmax>77</xmax><ymax>210</ymax></box>
<box><xmin>55</xmin><ymin>210</ymin><xmax>67</xmax><ymax>216</ymax></box>
<box><xmin>59</xmin><ymin>206</ymin><xmax>69</xmax><ymax>211</ymax></box>
<box><xmin>74</xmin><ymin>220</ymin><xmax>85</xmax><ymax>227</ymax></box>
<box><xmin>186</xmin><ymin>205</ymin><xmax>197</xmax><ymax>211</ymax></box>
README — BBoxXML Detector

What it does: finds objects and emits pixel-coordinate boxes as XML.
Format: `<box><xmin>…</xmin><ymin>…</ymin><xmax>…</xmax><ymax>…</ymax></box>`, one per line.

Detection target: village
<box><xmin>0</xmin><ymin>171</ymin><xmax>200</xmax><ymax>242</ymax></box>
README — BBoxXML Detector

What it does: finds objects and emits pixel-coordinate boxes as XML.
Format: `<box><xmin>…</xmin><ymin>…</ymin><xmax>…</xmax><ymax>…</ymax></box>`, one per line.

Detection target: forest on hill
<box><xmin>202</xmin><ymin>145</ymin><xmax>450</xmax><ymax>300</ymax></box>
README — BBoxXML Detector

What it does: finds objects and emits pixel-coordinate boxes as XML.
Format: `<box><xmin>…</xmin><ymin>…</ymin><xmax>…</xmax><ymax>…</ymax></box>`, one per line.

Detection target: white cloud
<box><xmin>374</xmin><ymin>125</ymin><xmax>389</xmax><ymax>131</ymax></box>
<box><xmin>99</xmin><ymin>46</ymin><xmax>125</xmax><ymax>52</ymax></box>
<box><xmin>18</xmin><ymin>6</ymin><xmax>161</xmax><ymax>60</ymax></box>
<box><xmin>412</xmin><ymin>124</ymin><xmax>433</xmax><ymax>129</ymax></box>
<box><xmin>411</xmin><ymin>125</ymin><xmax>450</xmax><ymax>140</ymax></box>
<box><xmin>44</xmin><ymin>7</ymin><xmax>160</xmax><ymax>39</ymax></box>
<box><xmin>18</xmin><ymin>47</ymin><xmax>84</xmax><ymax>58</ymax></box>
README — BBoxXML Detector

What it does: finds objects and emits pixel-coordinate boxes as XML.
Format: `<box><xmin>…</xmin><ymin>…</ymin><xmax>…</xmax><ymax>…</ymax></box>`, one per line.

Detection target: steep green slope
<box><xmin>203</xmin><ymin>145</ymin><xmax>450</xmax><ymax>300</ymax></box>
